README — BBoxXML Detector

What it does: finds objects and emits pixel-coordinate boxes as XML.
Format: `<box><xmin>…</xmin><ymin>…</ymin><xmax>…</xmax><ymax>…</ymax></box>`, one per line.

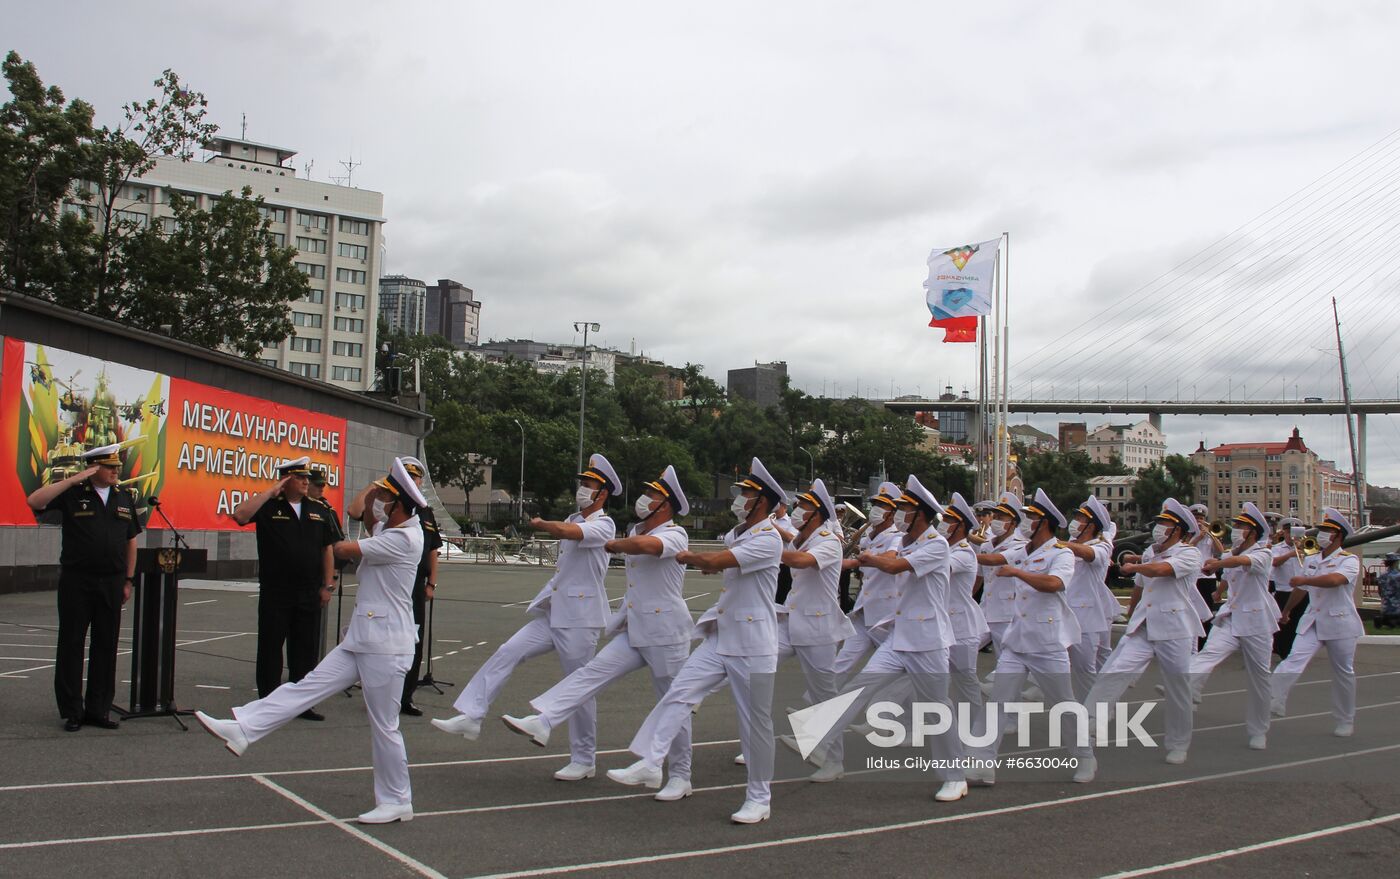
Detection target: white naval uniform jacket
<box><xmin>946</xmin><ymin>540</ymin><xmax>990</xmax><ymax>642</ymax></box>
<box><xmin>693</xmin><ymin>520</ymin><xmax>783</xmax><ymax>656</ymax></box>
<box><xmin>1272</xmin><ymin>543</ymin><xmax>1302</xmax><ymax>593</ymax></box>
<box><xmin>876</xmin><ymin>525</ymin><xmax>955</xmax><ymax>653</ymax></box>
<box><xmin>1296</xmin><ymin>550</ymin><xmax>1364</xmax><ymax>640</ymax></box>
<box><xmin>526</xmin><ymin>510</ymin><xmax>617</xmax><ymax>628</ymax></box>
<box><xmin>851</xmin><ymin>526</ymin><xmax>904</xmax><ymax>627</ymax></box>
<box><xmin>604</xmin><ymin>521</ymin><xmax>691</xmax><ymax>647</ymax></box>
<box><xmin>783</xmin><ymin>526</ymin><xmax>856</xmax><ymax>646</ymax></box>
<box><xmin>979</xmin><ymin>532</ymin><xmax>1028</xmax><ymax>624</ymax></box>
<box><xmin>1066</xmin><ymin>538</ymin><xmax>1112</xmax><ymax>635</ymax></box>
<box><xmin>1212</xmin><ymin>544</ymin><xmax>1278</xmax><ymax>636</ymax></box>
<box><xmin>999</xmin><ymin>540</ymin><xmax>1080</xmax><ymax>654</ymax></box>
<box><xmin>1125</xmin><ymin>543</ymin><xmax>1206</xmax><ymax>641</ymax></box>
<box><xmin>341</xmin><ymin>516</ymin><xmax>424</xmax><ymax>655</ymax></box>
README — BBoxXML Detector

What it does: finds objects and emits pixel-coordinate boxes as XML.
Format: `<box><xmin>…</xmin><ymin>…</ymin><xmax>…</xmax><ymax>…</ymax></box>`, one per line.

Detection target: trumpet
<box><xmin>1207</xmin><ymin>521</ymin><xmax>1230</xmax><ymax>541</ymax></box>
<box><xmin>1295</xmin><ymin>535</ymin><xmax>1321</xmax><ymax>562</ymax></box>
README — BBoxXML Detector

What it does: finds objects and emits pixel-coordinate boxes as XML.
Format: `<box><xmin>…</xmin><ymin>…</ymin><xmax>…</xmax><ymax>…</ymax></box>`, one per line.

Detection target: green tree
<box><xmin>1132</xmin><ymin>454</ymin><xmax>1206</xmax><ymax>522</ymax></box>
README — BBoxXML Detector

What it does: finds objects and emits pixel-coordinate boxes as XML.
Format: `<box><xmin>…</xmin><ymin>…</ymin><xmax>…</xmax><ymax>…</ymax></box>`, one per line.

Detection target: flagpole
<box><xmin>978</xmin><ymin>314</ymin><xmax>989</xmax><ymax>499</ymax></box>
<box><xmin>1000</xmin><ymin>231</ymin><xmax>1011</xmax><ymax>498</ymax></box>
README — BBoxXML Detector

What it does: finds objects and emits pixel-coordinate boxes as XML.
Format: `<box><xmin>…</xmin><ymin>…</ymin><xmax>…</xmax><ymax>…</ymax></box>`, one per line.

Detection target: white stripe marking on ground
<box><xmin>459</xmin><ymin>742</ymin><xmax>1400</xmax><ymax>879</ymax></box>
<box><xmin>0</xmin><ymin>818</ymin><xmax>324</xmax><ymax>851</ymax></box>
<box><xmin>195</xmin><ymin>685</ymin><xmax>231</xmax><ymax>690</ymax></box>
<box><xmin>252</xmin><ymin>775</ymin><xmax>448</xmax><ymax>879</ymax></box>
<box><xmin>184</xmin><ymin>599</ymin><xmax>218</xmax><ymax>606</ymax></box>
<box><xmin>1099</xmin><ymin>812</ymin><xmax>1400</xmax><ymax>878</ymax></box>
<box><xmin>683</xmin><ymin>592</ymin><xmax>712</xmax><ymax>603</ymax></box>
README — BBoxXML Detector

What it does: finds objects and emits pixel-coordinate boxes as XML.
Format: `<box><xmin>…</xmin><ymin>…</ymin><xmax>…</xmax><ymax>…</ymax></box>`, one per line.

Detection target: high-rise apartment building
<box><xmin>425</xmin><ymin>279</ymin><xmax>481</xmax><ymax>349</ymax></box>
<box><xmin>379</xmin><ymin>275</ymin><xmax>427</xmax><ymax>336</ymax></box>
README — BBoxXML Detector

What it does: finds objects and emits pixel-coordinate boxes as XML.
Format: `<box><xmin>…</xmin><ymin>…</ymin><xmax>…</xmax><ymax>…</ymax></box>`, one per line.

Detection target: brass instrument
<box><xmin>968</xmin><ymin>519</ymin><xmax>992</xmax><ymax>546</ymax></box>
<box><xmin>839</xmin><ymin>503</ymin><xmax>869</xmax><ymax>556</ymax></box>
<box><xmin>1207</xmin><ymin>521</ymin><xmax>1230</xmax><ymax>541</ymax></box>
<box><xmin>1295</xmin><ymin>535</ymin><xmax>1321</xmax><ymax>562</ymax></box>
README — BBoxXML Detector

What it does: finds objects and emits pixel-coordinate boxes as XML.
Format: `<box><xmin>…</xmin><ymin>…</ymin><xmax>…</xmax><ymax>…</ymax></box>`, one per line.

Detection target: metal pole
<box><xmin>1332</xmin><ymin>298</ymin><xmax>1365</xmax><ymax>524</ymax></box>
<box><xmin>800</xmin><ymin>447</ymin><xmax>814</xmax><ymax>484</ymax></box>
<box><xmin>1000</xmin><ymin>232</ymin><xmax>1010</xmax><ymax>498</ymax></box>
<box><xmin>513</xmin><ymin>418</ymin><xmax>525</xmax><ymax>523</ymax></box>
<box><xmin>573</xmin><ymin>321</ymin><xmax>599</xmax><ymax>472</ymax></box>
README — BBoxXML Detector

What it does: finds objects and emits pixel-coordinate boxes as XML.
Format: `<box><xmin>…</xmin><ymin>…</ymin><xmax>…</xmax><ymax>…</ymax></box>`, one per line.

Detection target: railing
<box><xmin>439</xmin><ymin>536</ymin><xmax>730</xmax><ymax>566</ymax></box>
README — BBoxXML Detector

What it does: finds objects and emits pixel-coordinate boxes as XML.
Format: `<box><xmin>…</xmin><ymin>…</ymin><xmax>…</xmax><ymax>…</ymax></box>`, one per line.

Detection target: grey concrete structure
<box><xmin>727</xmin><ymin>360</ymin><xmax>787</xmax><ymax>409</ymax></box>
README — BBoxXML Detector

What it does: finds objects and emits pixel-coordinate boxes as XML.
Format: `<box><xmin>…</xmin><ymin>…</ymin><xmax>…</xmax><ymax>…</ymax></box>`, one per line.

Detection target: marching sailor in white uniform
<box><xmin>968</xmin><ymin>488</ymin><xmax>1093</xmax><ymax>785</ymax></box>
<box><xmin>1189</xmin><ymin>502</ymin><xmax>1277</xmax><ymax>749</ymax></box>
<box><xmin>941</xmin><ymin>492</ymin><xmax>990</xmax><ymax>737</ymax></box>
<box><xmin>834</xmin><ymin>482</ymin><xmax>904</xmax><ymax>678</ymax></box>
<box><xmin>1063</xmin><ymin>496</ymin><xmax>1113</xmax><ymax>702</ymax></box>
<box><xmin>195</xmin><ymin>458</ymin><xmax>428</xmax><ymax>824</ymax></box>
<box><xmin>1086</xmin><ymin>498</ymin><xmax>1204</xmax><ymax>765</ymax></box>
<box><xmin>501</xmin><ymin>466</ymin><xmax>694</xmax><ymax>800</ymax></box>
<box><xmin>776</xmin><ymin>478</ymin><xmax>856</xmax><ymax>781</ymax></box>
<box><xmin>1270</xmin><ymin>507</ymin><xmax>1365</xmax><ymax>737</ymax></box>
<box><xmin>978</xmin><ymin>492</ymin><xmax>1029</xmax><ymax>668</ymax></box>
<box><xmin>432</xmin><ymin>453</ymin><xmax>621</xmax><ymax>782</ymax></box>
<box><xmin>608</xmin><ymin>458</ymin><xmax>784</xmax><ymax>825</ymax></box>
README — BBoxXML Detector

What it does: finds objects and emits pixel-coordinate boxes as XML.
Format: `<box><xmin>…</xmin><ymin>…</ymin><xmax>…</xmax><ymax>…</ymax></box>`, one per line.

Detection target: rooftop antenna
<box><xmin>333</xmin><ymin>156</ymin><xmax>361</xmax><ymax>188</ymax></box>
<box><xmin>241</xmin><ymin>112</ymin><xmax>247</xmax><ymax>139</ymax></box>
<box><xmin>302</xmin><ymin>159</ymin><xmax>314</xmax><ymax>180</ymax></box>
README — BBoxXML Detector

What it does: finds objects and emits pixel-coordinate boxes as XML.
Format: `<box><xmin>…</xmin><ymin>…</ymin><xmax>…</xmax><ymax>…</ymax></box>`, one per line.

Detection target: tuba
<box><xmin>839</xmin><ymin>503</ymin><xmax>870</xmax><ymax>555</ymax></box>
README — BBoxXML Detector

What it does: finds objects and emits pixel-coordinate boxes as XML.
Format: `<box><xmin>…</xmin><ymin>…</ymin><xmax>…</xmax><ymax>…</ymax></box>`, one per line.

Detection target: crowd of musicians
<box><xmin>31</xmin><ymin>447</ymin><xmax>1367</xmax><ymax>826</ymax></box>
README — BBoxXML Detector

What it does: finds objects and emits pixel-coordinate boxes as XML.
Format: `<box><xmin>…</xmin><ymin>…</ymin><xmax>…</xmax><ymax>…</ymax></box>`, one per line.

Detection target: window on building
<box><xmin>1289</xmin><ymin>484</ymin><xmax>1299</xmax><ymax>496</ymax></box>
<box><xmin>334</xmin><ymin>317</ymin><xmax>365</xmax><ymax>333</ymax></box>
<box><xmin>296</xmin><ymin>236</ymin><xmax>327</xmax><ymax>254</ymax></box>
<box><xmin>62</xmin><ymin>202</ymin><xmax>96</xmax><ymax>222</ymax></box>
<box><xmin>333</xmin><ymin>341</ymin><xmax>364</xmax><ymax>357</ymax></box>
<box><xmin>114</xmin><ymin>208</ymin><xmax>148</xmax><ymax>228</ymax></box>
<box><xmin>265</xmin><ymin>231</ymin><xmax>286</xmax><ymax>247</ymax></box>
<box><xmin>335</xmin><ymin>292</ymin><xmax>366</xmax><ymax>310</ymax></box>
<box><xmin>287</xmin><ymin>361</ymin><xmax>321</xmax><ymax>378</ymax></box>
<box><xmin>116</xmin><ymin>184</ymin><xmax>149</xmax><ymax>202</ymax></box>
<box><xmin>335</xmin><ymin>268</ymin><xmax>367</xmax><ymax>284</ymax></box>
<box><xmin>296</xmin><ymin>211</ymin><xmax>328</xmax><ymax>231</ymax></box>
<box><xmin>259</xmin><ymin>206</ymin><xmax>287</xmax><ymax>223</ymax></box>
<box><xmin>303</xmin><ymin>288</ymin><xmax>325</xmax><ymax>304</ymax></box>
<box><xmin>289</xmin><ymin>336</ymin><xmax>321</xmax><ymax>353</ymax></box>
<box><xmin>292</xmin><ymin>312</ymin><xmax>323</xmax><ymax>328</ymax></box>
<box><xmin>259</xmin><ymin>358</ymin><xmax>278</xmax><ymax>368</ymax></box>
<box><xmin>296</xmin><ymin>262</ymin><xmax>326</xmax><ymax>279</ymax></box>
<box><xmin>331</xmin><ymin>366</ymin><xmax>363</xmax><ymax>382</ymax></box>
<box><xmin>337</xmin><ymin>243</ymin><xmax>368</xmax><ymax>260</ymax></box>
<box><xmin>338</xmin><ymin>218</ymin><xmax>370</xmax><ymax>235</ymax></box>
<box><xmin>1238</xmin><ymin>468</ymin><xmax>1258</xmax><ymax>479</ymax></box>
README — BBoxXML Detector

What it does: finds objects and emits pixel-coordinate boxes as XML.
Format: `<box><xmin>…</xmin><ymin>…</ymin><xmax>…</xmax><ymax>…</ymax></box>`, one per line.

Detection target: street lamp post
<box><xmin>574</xmin><ymin>321</ymin><xmax>600</xmax><ymax>472</ymax></box>
<box><xmin>800</xmin><ymin>447</ymin><xmax>814</xmax><ymax>483</ymax></box>
<box><xmin>513</xmin><ymin>418</ymin><xmax>525</xmax><ymax>523</ymax></box>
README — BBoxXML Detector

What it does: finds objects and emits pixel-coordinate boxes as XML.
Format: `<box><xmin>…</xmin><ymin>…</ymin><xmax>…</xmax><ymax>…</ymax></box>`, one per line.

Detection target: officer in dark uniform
<box><xmin>26</xmin><ymin>444</ymin><xmax>142</xmax><ymax>731</ymax></box>
<box><xmin>232</xmin><ymin>456</ymin><xmax>336</xmax><ymax>719</ymax></box>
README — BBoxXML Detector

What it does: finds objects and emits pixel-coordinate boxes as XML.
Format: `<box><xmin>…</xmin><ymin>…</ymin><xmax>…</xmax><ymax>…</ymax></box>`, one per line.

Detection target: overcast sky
<box><xmin>10</xmin><ymin>1</ymin><xmax>1400</xmax><ymax>483</ymax></box>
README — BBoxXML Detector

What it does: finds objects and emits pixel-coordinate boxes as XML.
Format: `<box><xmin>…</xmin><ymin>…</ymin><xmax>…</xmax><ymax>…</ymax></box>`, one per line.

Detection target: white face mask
<box><xmin>790</xmin><ymin>507</ymin><xmax>809</xmax><ymax>529</ymax></box>
<box><xmin>871</xmin><ymin>507</ymin><xmax>891</xmax><ymax>527</ymax></box>
<box><xmin>634</xmin><ymin>495</ymin><xmax>656</xmax><ymax>519</ymax></box>
<box><xmin>1016</xmin><ymin>517</ymin><xmax>1034</xmax><ymax>537</ymax></box>
<box><xmin>1069</xmin><ymin>521</ymin><xmax>1086</xmax><ymax>540</ymax></box>
<box><xmin>895</xmin><ymin>510</ymin><xmax>914</xmax><ymax>532</ymax></box>
<box><xmin>730</xmin><ymin>494</ymin><xmax>752</xmax><ymax>519</ymax></box>
<box><xmin>988</xmin><ymin>519</ymin><xmax>1008</xmax><ymax>539</ymax></box>
<box><xmin>370</xmin><ymin>498</ymin><xmax>390</xmax><ymax>530</ymax></box>
<box><xmin>576</xmin><ymin>486</ymin><xmax>598</xmax><ymax>510</ymax></box>
<box><xmin>1230</xmin><ymin>528</ymin><xmax>1247</xmax><ymax>548</ymax></box>
<box><xmin>1152</xmin><ymin>524</ymin><xmax>1171</xmax><ymax>545</ymax></box>
<box><xmin>936</xmin><ymin>520</ymin><xmax>955</xmax><ymax>540</ymax></box>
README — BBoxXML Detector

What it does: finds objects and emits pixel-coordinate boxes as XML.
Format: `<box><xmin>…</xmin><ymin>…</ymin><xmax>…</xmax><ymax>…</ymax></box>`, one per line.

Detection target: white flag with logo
<box><xmin>923</xmin><ymin>238</ymin><xmax>1000</xmax><ymax>320</ymax></box>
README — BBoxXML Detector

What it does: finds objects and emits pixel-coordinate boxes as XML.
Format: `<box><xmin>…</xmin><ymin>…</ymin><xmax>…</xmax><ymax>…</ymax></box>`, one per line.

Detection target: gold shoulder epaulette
<box><xmin>818</xmin><ymin>529</ymin><xmax>830</xmax><ymax>537</ymax></box>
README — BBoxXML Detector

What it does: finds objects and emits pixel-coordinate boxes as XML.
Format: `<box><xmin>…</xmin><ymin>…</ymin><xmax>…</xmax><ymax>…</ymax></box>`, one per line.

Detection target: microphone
<box><xmin>147</xmin><ymin>496</ymin><xmax>161</xmax><ymax>507</ymax></box>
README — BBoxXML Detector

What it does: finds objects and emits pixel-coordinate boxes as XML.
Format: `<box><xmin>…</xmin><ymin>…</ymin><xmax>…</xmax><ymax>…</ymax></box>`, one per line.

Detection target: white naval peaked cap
<box><xmin>993</xmin><ymin>490</ymin><xmax>1024</xmax><ymax>522</ymax></box>
<box><xmin>1077</xmin><ymin>495</ymin><xmax>1111</xmax><ymax>532</ymax></box>
<box><xmin>1023</xmin><ymin>487</ymin><xmax>1067</xmax><ymax>530</ymax></box>
<box><xmin>946</xmin><ymin>492</ymin><xmax>978</xmax><ymax>529</ymax></box>
<box><xmin>275</xmin><ymin>455</ymin><xmax>312</xmax><ymax>476</ymax></box>
<box><xmin>401</xmin><ymin>456</ymin><xmax>427</xmax><ymax>479</ymax></box>
<box><xmin>1320</xmin><ymin>506</ymin><xmax>1356</xmax><ymax>538</ymax></box>
<box><xmin>645</xmin><ymin>464</ymin><xmax>690</xmax><ymax>517</ymax></box>
<box><xmin>734</xmin><ymin>457</ymin><xmax>785</xmax><ymax>505</ymax></box>
<box><xmin>1157</xmin><ymin>497</ymin><xmax>1199</xmax><ymax>537</ymax></box>
<box><xmin>1233</xmin><ymin>501</ymin><xmax>1269</xmax><ymax>537</ymax></box>
<box><xmin>870</xmin><ymin>481</ymin><xmax>903</xmax><ymax>509</ymax></box>
<box><xmin>82</xmin><ymin>444</ymin><xmax>122</xmax><ymax>465</ymax></box>
<box><xmin>1188</xmin><ymin>502</ymin><xmax>1209</xmax><ymax>517</ymax></box>
<box><xmin>578</xmin><ymin>453</ymin><xmax>623</xmax><ymax>497</ymax></box>
<box><xmin>377</xmin><ymin>457</ymin><xmax>428</xmax><ymax>513</ymax></box>
<box><xmin>900</xmin><ymin>474</ymin><xmax>944</xmax><ymax>518</ymax></box>
<box><xmin>796</xmin><ymin>478</ymin><xmax>838</xmax><ymax>524</ymax></box>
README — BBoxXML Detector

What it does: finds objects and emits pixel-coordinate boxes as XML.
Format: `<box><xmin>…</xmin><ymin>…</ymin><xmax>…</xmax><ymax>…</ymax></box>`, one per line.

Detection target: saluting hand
<box><xmin>79</xmin><ymin>465</ymin><xmax>101</xmax><ymax>482</ymax></box>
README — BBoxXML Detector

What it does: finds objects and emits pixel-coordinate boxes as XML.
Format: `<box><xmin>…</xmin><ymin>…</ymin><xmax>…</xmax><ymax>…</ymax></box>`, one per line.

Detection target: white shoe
<box><xmin>553</xmin><ymin>762</ymin><xmax>595</xmax><ymax>781</ymax></box>
<box><xmin>1270</xmin><ymin>704</ymin><xmax>1285</xmax><ymax>718</ymax></box>
<box><xmin>654</xmin><ymin>778</ymin><xmax>693</xmax><ymax>801</ymax></box>
<box><xmin>431</xmin><ymin>714</ymin><xmax>481</xmax><ymax>740</ymax></box>
<box><xmin>1072</xmin><ymin>756</ymin><xmax>1096</xmax><ymax>783</ymax></box>
<box><xmin>731</xmin><ymin>800</ymin><xmax>771</xmax><ymax>824</ymax></box>
<box><xmin>1334</xmin><ymin>723</ymin><xmax>1354</xmax><ymax>738</ymax></box>
<box><xmin>935</xmin><ymin>780</ymin><xmax>969</xmax><ymax>802</ymax></box>
<box><xmin>1249</xmin><ymin>735</ymin><xmax>1267</xmax><ymax>750</ymax></box>
<box><xmin>607</xmin><ymin>759</ymin><xmax>662</xmax><ymax>789</ymax></box>
<box><xmin>356</xmin><ymin>803</ymin><xmax>413</xmax><ymax>824</ymax></box>
<box><xmin>964</xmin><ymin>766</ymin><xmax>995</xmax><ymax>786</ymax></box>
<box><xmin>195</xmin><ymin>711</ymin><xmax>247</xmax><ymax>757</ymax></box>
<box><xmin>1165</xmin><ymin>749</ymin><xmax>1188</xmax><ymax>765</ymax></box>
<box><xmin>778</xmin><ymin>733</ymin><xmax>828</xmax><ymax>767</ymax></box>
<box><xmin>502</xmin><ymin>713</ymin><xmax>550</xmax><ymax>747</ymax></box>
<box><xmin>809</xmin><ymin>762</ymin><xmax>844</xmax><ymax>783</ymax></box>
<box><xmin>733</xmin><ymin>753</ymin><xmax>746</xmax><ymax>766</ymax></box>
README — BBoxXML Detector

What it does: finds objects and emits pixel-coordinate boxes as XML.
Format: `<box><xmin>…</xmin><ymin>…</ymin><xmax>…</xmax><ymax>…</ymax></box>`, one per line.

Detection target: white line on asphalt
<box><xmin>476</xmin><ymin>641</ymin><xmax>488</xmax><ymax>646</ymax></box>
<box><xmin>252</xmin><ymin>775</ymin><xmax>449</xmax><ymax>879</ymax></box>
<box><xmin>459</xmin><ymin>742</ymin><xmax>1400</xmax><ymax>879</ymax></box>
<box><xmin>1099</xmin><ymin>812</ymin><xmax>1400</xmax><ymax>878</ymax></box>
<box><xmin>439</xmin><ymin>639</ymin><xmax>462</xmax><ymax>643</ymax></box>
<box><xmin>0</xmin><ymin>656</ymin><xmax>57</xmax><ymax>661</ymax></box>
<box><xmin>0</xmin><ymin>643</ymin><xmax>58</xmax><ymax>649</ymax></box>
<box><xmin>683</xmin><ymin>592</ymin><xmax>712</xmax><ymax>603</ymax></box>
<box><xmin>184</xmin><ymin>600</ymin><xmax>218</xmax><ymax>606</ymax></box>
<box><xmin>0</xmin><ymin>818</ymin><xmax>324</xmax><ymax>851</ymax></box>
<box><xmin>195</xmin><ymin>685</ymin><xmax>231</xmax><ymax>690</ymax></box>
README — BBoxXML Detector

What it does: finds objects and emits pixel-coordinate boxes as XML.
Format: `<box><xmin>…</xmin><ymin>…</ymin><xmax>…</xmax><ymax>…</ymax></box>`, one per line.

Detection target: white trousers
<box><xmin>1189</xmin><ymin>625</ymin><xmax>1273</xmax><ymax>737</ymax></box>
<box><xmin>234</xmin><ymin>644</ymin><xmax>411</xmax><ymax>806</ymax></box>
<box><xmin>1086</xmin><ymin>630</ymin><xmax>1195</xmax><ymax>753</ymax></box>
<box><xmin>778</xmin><ymin>623</ymin><xmax>842</xmax><ymax>766</ymax></box>
<box><xmin>1270</xmin><ymin>629</ymin><xmax>1358</xmax><ymax>726</ymax></box>
<box><xmin>948</xmin><ymin>636</ymin><xmax>986</xmax><ymax>738</ymax></box>
<box><xmin>1067</xmin><ymin>631</ymin><xmax>1106</xmax><ymax>703</ymax></box>
<box><xmin>453</xmin><ymin>616</ymin><xmax>600</xmax><ymax>764</ymax></box>
<box><xmin>833</xmin><ymin>616</ymin><xmax>875</xmax><ymax>679</ymax></box>
<box><xmin>974</xmin><ymin>647</ymin><xmax>1091</xmax><ymax>760</ymax></box>
<box><xmin>1095</xmin><ymin>629</ymin><xmax>1114</xmax><ymax>671</ymax></box>
<box><xmin>530</xmin><ymin>631</ymin><xmax>692</xmax><ymax>777</ymax></box>
<box><xmin>630</xmin><ymin>636</ymin><xmax>776</xmax><ymax>804</ymax></box>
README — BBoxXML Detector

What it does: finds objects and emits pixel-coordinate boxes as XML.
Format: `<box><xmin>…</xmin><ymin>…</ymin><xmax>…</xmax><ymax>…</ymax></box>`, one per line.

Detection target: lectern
<box><xmin>116</xmin><ymin>546</ymin><xmax>207</xmax><ymax>724</ymax></box>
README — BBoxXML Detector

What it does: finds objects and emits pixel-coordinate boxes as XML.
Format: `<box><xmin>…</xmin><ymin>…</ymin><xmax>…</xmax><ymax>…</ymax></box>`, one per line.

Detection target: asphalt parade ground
<box><xmin>2</xmin><ymin>564</ymin><xmax>1399</xmax><ymax>879</ymax></box>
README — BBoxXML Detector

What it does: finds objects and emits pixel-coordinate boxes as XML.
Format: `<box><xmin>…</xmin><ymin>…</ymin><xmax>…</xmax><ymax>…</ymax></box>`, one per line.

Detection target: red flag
<box><xmin>928</xmin><ymin>316</ymin><xmax>977</xmax><ymax>343</ymax></box>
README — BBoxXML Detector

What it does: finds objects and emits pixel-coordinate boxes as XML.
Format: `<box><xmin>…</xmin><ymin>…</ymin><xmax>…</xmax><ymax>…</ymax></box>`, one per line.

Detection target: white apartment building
<box><xmin>1085</xmin><ymin>420</ymin><xmax>1167</xmax><ymax>471</ymax></box>
<box><xmin>96</xmin><ymin>136</ymin><xmax>385</xmax><ymax>390</ymax></box>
